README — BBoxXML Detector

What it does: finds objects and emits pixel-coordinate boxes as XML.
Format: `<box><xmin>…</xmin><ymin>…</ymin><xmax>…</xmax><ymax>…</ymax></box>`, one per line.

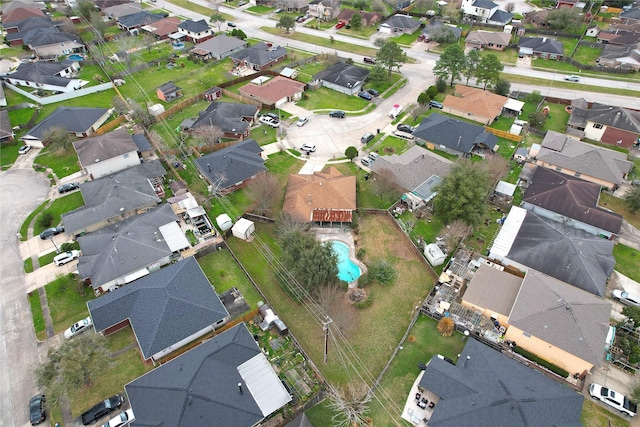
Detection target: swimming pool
<box><xmin>172</xmin><ymin>42</ymin><xmax>185</xmax><ymax>50</ymax></box>
<box><xmin>68</xmin><ymin>54</ymin><xmax>84</xmax><ymax>61</ymax></box>
<box><xmin>331</xmin><ymin>240</ymin><xmax>361</xmax><ymax>283</ymax></box>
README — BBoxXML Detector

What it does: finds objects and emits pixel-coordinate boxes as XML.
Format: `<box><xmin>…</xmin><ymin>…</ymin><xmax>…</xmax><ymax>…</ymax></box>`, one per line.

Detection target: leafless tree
<box><xmin>42</xmin><ymin>127</ymin><xmax>75</xmax><ymax>152</ymax></box>
<box><xmin>505</xmin><ymin>2</ymin><xmax>515</xmax><ymax>12</ymax></box>
<box><xmin>141</xmin><ymin>32</ymin><xmax>157</xmax><ymax>54</ymax></box>
<box><xmin>111</xmin><ymin>96</ymin><xmax>129</xmax><ymax>116</ymax></box>
<box><xmin>60</xmin><ymin>18</ymin><xmax>78</xmax><ymax>35</ymax></box>
<box><xmin>247</xmin><ymin>173</ymin><xmax>279</xmax><ymax>216</ymax></box>
<box><xmin>371</xmin><ymin>168</ymin><xmax>402</xmax><ymax>202</ymax></box>
<box><xmin>483</xmin><ymin>153</ymin><xmax>508</xmax><ymax>184</ymax></box>
<box><xmin>114</xmin><ymin>35</ymin><xmax>138</xmax><ymax>69</ymax></box>
<box><xmin>318</xmin><ymin>51</ymin><xmax>340</xmax><ymax>66</ymax></box>
<box><xmin>191</xmin><ymin>125</ymin><xmax>224</xmax><ymax>151</ymax></box>
<box><xmin>371</xmin><ymin>0</ymin><xmax>385</xmax><ymax>13</ymax></box>
<box><xmin>412</xmin><ymin>104</ymin><xmax>428</xmax><ymax>121</ymax></box>
<box><xmin>442</xmin><ymin>219</ymin><xmax>471</xmax><ymax>252</ymax></box>
<box><xmin>276</xmin><ymin>211</ymin><xmax>309</xmax><ymax>236</ymax></box>
<box><xmin>208</xmin><ymin>171</ymin><xmax>228</xmax><ymax>196</ymax></box>
<box><xmin>316</xmin><ymin>284</ymin><xmax>358</xmax><ymax>337</ymax></box>
<box><xmin>327</xmin><ymin>382</ymin><xmax>372</xmax><ymax>427</ymax></box>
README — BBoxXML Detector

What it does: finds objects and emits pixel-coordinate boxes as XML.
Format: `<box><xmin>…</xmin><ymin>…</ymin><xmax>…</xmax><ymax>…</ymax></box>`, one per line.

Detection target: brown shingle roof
<box><xmin>238</xmin><ymin>76</ymin><xmax>305</xmax><ymax>104</ymax></box>
<box><xmin>443</xmin><ymin>85</ymin><xmax>508</xmax><ymax>123</ymax></box>
<box><xmin>145</xmin><ymin>16</ymin><xmax>180</xmax><ymax>36</ymax></box>
<box><xmin>283</xmin><ymin>167</ymin><xmax>356</xmax><ymax>223</ymax></box>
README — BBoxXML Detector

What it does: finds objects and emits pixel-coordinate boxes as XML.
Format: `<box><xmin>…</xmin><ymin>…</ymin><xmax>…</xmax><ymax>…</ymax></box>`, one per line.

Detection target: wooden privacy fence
<box><xmin>484</xmin><ymin>127</ymin><xmax>523</xmax><ymax>142</ymax></box>
<box><xmin>95</xmin><ymin>116</ymin><xmax>126</xmax><ymax>135</ymax></box>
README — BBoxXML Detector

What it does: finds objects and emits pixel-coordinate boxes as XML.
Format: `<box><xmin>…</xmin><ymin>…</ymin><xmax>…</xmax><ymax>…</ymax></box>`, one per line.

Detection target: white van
<box><xmin>54</xmin><ymin>250</ymin><xmax>80</xmax><ymax>266</ymax></box>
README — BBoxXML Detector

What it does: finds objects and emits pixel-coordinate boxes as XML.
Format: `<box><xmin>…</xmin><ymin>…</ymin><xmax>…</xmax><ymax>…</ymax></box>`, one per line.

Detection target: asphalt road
<box><xmin>0</xmin><ymin>149</ymin><xmax>50</xmax><ymax>427</ymax></box>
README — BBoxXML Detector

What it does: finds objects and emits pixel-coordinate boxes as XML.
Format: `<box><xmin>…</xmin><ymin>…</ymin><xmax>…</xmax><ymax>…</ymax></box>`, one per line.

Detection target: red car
<box><xmin>335</xmin><ymin>21</ymin><xmax>346</xmax><ymax>29</ymax></box>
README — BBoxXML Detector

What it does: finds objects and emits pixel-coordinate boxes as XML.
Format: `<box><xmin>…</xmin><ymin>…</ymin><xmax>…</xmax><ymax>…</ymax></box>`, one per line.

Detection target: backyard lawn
<box><xmin>33</xmin><ymin>191</ymin><xmax>85</xmax><ymax>235</ymax></box>
<box><xmin>613</xmin><ymin>244</ymin><xmax>640</xmax><ymax>283</ymax></box>
<box><xmin>45</xmin><ymin>274</ymin><xmax>96</xmax><ymax>335</ymax></box>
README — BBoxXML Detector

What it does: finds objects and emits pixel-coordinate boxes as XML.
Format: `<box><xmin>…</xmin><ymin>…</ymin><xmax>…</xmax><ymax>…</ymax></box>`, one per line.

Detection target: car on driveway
<box><xmin>361</xmin><ymin>133</ymin><xmax>374</xmax><ymax>144</ymax></box>
<box><xmin>259</xmin><ymin>115</ymin><xmax>280</xmax><ymax>128</ymax></box>
<box><xmin>102</xmin><ymin>409</ymin><xmax>135</xmax><ymax>427</ymax></box>
<box><xmin>358</xmin><ymin>91</ymin><xmax>372</xmax><ymax>100</ymax></box>
<box><xmin>366</xmin><ymin>88</ymin><xmax>379</xmax><ymax>97</ymax></box>
<box><xmin>54</xmin><ymin>250</ymin><xmax>80</xmax><ymax>266</ymax></box>
<box><xmin>301</xmin><ymin>143</ymin><xmax>316</xmax><ymax>152</ymax></box>
<box><xmin>329</xmin><ymin>110</ymin><xmax>345</xmax><ymax>118</ymax></box>
<box><xmin>19</xmin><ymin>145</ymin><xmax>32</xmax><ymax>155</ymax></box>
<box><xmin>58</xmin><ymin>182</ymin><xmax>80</xmax><ymax>194</ymax></box>
<box><xmin>429</xmin><ymin>100</ymin><xmax>443</xmax><ymax>109</ymax></box>
<box><xmin>64</xmin><ymin>315</ymin><xmax>93</xmax><ymax>339</ymax></box>
<box><xmin>296</xmin><ymin>117</ymin><xmax>309</xmax><ymax>127</ymax></box>
<box><xmin>81</xmin><ymin>395</ymin><xmax>124</xmax><ymax>425</ymax></box>
<box><xmin>227</xmin><ymin>22</ymin><xmax>236</xmax><ymax>27</ymax></box>
<box><xmin>564</xmin><ymin>75</ymin><xmax>580</xmax><ymax>82</ymax></box>
<box><xmin>589</xmin><ymin>383</ymin><xmax>637</xmax><ymax>416</ymax></box>
<box><xmin>335</xmin><ymin>21</ymin><xmax>346</xmax><ymax>29</ymax></box>
<box><xmin>39</xmin><ymin>226</ymin><xmax>64</xmax><ymax>240</ymax></box>
<box><xmin>397</xmin><ymin>124</ymin><xmax>415</xmax><ymax>133</ymax></box>
<box><xmin>29</xmin><ymin>394</ymin><xmax>46</xmax><ymax>425</ymax></box>
<box><xmin>363</xmin><ymin>57</ymin><xmax>376</xmax><ymax>65</ymax></box>
<box><xmin>612</xmin><ymin>289</ymin><xmax>640</xmax><ymax>307</ymax></box>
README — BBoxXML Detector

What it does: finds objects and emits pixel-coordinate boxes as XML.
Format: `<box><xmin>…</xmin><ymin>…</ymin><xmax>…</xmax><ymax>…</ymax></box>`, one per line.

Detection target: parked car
<box><xmin>612</xmin><ymin>290</ymin><xmax>640</xmax><ymax>308</ymax></box>
<box><xmin>259</xmin><ymin>115</ymin><xmax>280</xmax><ymax>128</ymax></box>
<box><xmin>397</xmin><ymin>124</ymin><xmax>415</xmax><ymax>133</ymax></box>
<box><xmin>392</xmin><ymin>130</ymin><xmax>415</xmax><ymax>140</ymax></box>
<box><xmin>274</xmin><ymin>7</ymin><xmax>283</xmax><ymax>12</ymax></box>
<box><xmin>39</xmin><ymin>226</ymin><xmax>64</xmax><ymax>240</ymax></box>
<box><xmin>631</xmin><ymin>180</ymin><xmax>640</xmax><ymax>186</ymax></box>
<box><xmin>360</xmin><ymin>156</ymin><xmax>372</xmax><ymax>166</ymax></box>
<box><xmin>368</xmin><ymin>151</ymin><xmax>379</xmax><ymax>160</ymax></box>
<box><xmin>227</xmin><ymin>22</ymin><xmax>237</xmax><ymax>27</ymax></box>
<box><xmin>335</xmin><ymin>21</ymin><xmax>346</xmax><ymax>29</ymax></box>
<box><xmin>19</xmin><ymin>145</ymin><xmax>32</xmax><ymax>155</ymax></box>
<box><xmin>296</xmin><ymin>15</ymin><xmax>305</xmax><ymax>22</ymax></box>
<box><xmin>329</xmin><ymin>110</ymin><xmax>345</xmax><ymax>118</ymax></box>
<box><xmin>64</xmin><ymin>315</ymin><xmax>93</xmax><ymax>339</ymax></box>
<box><xmin>296</xmin><ymin>117</ymin><xmax>309</xmax><ymax>127</ymax></box>
<box><xmin>366</xmin><ymin>88</ymin><xmax>379</xmax><ymax>97</ymax></box>
<box><xmin>564</xmin><ymin>75</ymin><xmax>580</xmax><ymax>82</ymax></box>
<box><xmin>361</xmin><ymin>133</ymin><xmax>374</xmax><ymax>144</ymax></box>
<box><xmin>358</xmin><ymin>91</ymin><xmax>372</xmax><ymax>100</ymax></box>
<box><xmin>590</xmin><ymin>383</ymin><xmax>637</xmax><ymax>416</ymax></box>
<box><xmin>301</xmin><ymin>143</ymin><xmax>316</xmax><ymax>153</ymax></box>
<box><xmin>264</xmin><ymin>112</ymin><xmax>279</xmax><ymax>120</ymax></box>
<box><xmin>429</xmin><ymin>100</ymin><xmax>443</xmax><ymax>109</ymax></box>
<box><xmin>29</xmin><ymin>394</ymin><xmax>46</xmax><ymax>425</ymax></box>
<box><xmin>58</xmin><ymin>182</ymin><xmax>80</xmax><ymax>194</ymax></box>
<box><xmin>101</xmin><ymin>409</ymin><xmax>134</xmax><ymax>427</ymax></box>
<box><xmin>363</xmin><ymin>57</ymin><xmax>376</xmax><ymax>65</ymax></box>
<box><xmin>54</xmin><ymin>250</ymin><xmax>80</xmax><ymax>266</ymax></box>
<box><xmin>81</xmin><ymin>395</ymin><xmax>124</xmax><ymax>425</ymax></box>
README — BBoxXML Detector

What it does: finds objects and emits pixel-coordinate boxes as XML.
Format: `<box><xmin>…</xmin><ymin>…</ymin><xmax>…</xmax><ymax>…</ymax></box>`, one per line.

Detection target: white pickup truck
<box><xmin>589</xmin><ymin>383</ymin><xmax>637</xmax><ymax>416</ymax></box>
<box><xmin>389</xmin><ymin>104</ymin><xmax>402</xmax><ymax>118</ymax></box>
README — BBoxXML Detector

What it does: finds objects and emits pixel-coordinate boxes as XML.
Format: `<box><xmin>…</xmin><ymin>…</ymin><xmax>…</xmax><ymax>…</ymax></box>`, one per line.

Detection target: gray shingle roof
<box><xmin>125</xmin><ymin>323</ymin><xmax>291</xmax><ymax>426</ymax></box>
<box><xmin>191</xmin><ymin>101</ymin><xmax>257</xmax><ymax>134</ymax></box>
<box><xmin>518</xmin><ymin>37</ymin><xmax>564</xmax><ymax>55</ymax></box>
<box><xmin>194</xmin><ymin>139</ymin><xmax>266</xmax><ymax>191</ymax></box>
<box><xmin>88</xmin><ymin>257</ymin><xmax>229</xmax><ymax>360</ymax></box>
<box><xmin>2</xmin><ymin>61</ymin><xmax>77</xmax><ymax>88</ymax></box>
<box><xmin>178</xmin><ymin>18</ymin><xmax>209</xmax><ymax>32</ymax></box>
<box><xmin>382</xmin><ymin>14</ymin><xmax>421</xmax><ymax>30</ymax></box>
<box><xmin>489</xmin><ymin>9</ymin><xmax>513</xmax><ymax>23</ymax></box>
<box><xmin>472</xmin><ymin>0</ymin><xmax>498</xmax><ymax>8</ymax></box>
<box><xmin>230</xmin><ymin>42</ymin><xmax>287</xmax><ymax>67</ymax></box>
<box><xmin>118</xmin><ymin>11</ymin><xmax>163</xmax><ymax>28</ymax></box>
<box><xmin>77</xmin><ymin>203</ymin><xmax>177</xmax><ymax>289</ymax></box>
<box><xmin>412</xmin><ymin>113</ymin><xmax>498</xmax><ymax>155</ymax></box>
<box><xmin>586</xmin><ymin>103</ymin><xmax>640</xmax><ymax>134</ymax></box>
<box><xmin>523</xmin><ymin>167</ymin><xmax>623</xmax><ymax>234</ymax></box>
<box><xmin>73</xmin><ymin>127</ymin><xmax>138</xmax><ymax>168</ymax></box>
<box><xmin>313</xmin><ymin>62</ymin><xmax>370</xmax><ymax>89</ymax></box>
<box><xmin>62</xmin><ymin>161</ymin><xmax>165</xmax><ymax>235</ymax></box>
<box><xmin>509</xmin><ymin>269</ymin><xmax>611</xmax><ymax>367</ymax></box>
<box><xmin>23</xmin><ymin>107</ymin><xmax>109</xmax><ymax>140</ymax></box>
<box><xmin>506</xmin><ymin>210</ymin><xmax>615</xmax><ymax>297</ymax></box>
<box><xmin>192</xmin><ymin>34</ymin><xmax>247</xmax><ymax>55</ymax></box>
<box><xmin>419</xmin><ymin>338</ymin><xmax>584</xmax><ymax>427</ymax></box>
<box><xmin>24</xmin><ymin>29</ymin><xmax>82</xmax><ymax>47</ymax></box>
<box><xmin>131</xmin><ymin>133</ymin><xmax>152</xmax><ymax>151</ymax></box>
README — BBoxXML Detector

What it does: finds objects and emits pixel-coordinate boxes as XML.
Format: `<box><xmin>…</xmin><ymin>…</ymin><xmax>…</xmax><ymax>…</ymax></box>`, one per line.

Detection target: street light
<box><xmin>48</xmin><ymin>235</ymin><xmax>60</xmax><ymax>254</ymax></box>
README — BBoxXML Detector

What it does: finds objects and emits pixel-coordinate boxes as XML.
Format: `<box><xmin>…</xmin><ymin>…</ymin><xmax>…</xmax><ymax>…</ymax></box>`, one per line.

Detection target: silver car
<box><xmin>613</xmin><ymin>290</ymin><xmax>640</xmax><ymax>307</ymax></box>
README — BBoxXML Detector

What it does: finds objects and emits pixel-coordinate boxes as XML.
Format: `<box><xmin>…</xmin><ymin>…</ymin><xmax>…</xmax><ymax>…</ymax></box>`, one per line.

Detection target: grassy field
<box><xmin>582</xmin><ymin>398</ymin><xmax>631</xmax><ymax>427</ymax></box>
<box><xmin>613</xmin><ymin>244</ymin><xmax>640</xmax><ymax>283</ymax></box>
<box><xmin>45</xmin><ymin>274</ymin><xmax>95</xmax><ymax>335</ymax></box>
<box><xmin>33</xmin><ymin>192</ymin><xmax>85</xmax><ymax>235</ymax></box>
<box><xmin>599</xmin><ymin>193</ymin><xmax>640</xmax><ymax>230</ymax></box>
<box><xmin>261</xmin><ymin>26</ymin><xmax>378</xmax><ymax>57</ymax></box>
<box><xmin>35</xmin><ymin>148</ymin><xmax>82</xmax><ymax>180</ymax></box>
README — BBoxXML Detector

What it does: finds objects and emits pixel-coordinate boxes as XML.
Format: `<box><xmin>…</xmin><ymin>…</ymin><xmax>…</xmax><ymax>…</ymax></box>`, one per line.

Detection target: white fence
<box><xmin>4</xmin><ymin>82</ymin><xmax>115</xmax><ymax>105</ymax></box>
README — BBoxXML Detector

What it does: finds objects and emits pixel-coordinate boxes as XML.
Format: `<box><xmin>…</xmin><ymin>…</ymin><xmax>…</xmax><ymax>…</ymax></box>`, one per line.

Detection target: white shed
<box><xmin>232</xmin><ymin>218</ymin><xmax>255</xmax><ymax>241</ymax></box>
<box><xmin>216</xmin><ymin>214</ymin><xmax>233</xmax><ymax>231</ymax></box>
<box><xmin>424</xmin><ymin>243</ymin><xmax>446</xmax><ymax>266</ymax></box>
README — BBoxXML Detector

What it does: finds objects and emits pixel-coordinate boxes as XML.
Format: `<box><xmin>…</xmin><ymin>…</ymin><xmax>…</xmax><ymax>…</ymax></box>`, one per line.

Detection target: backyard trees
<box><xmin>42</xmin><ymin>127</ymin><xmax>75</xmax><ymax>153</ymax></box>
<box><xmin>624</xmin><ymin>185</ymin><xmax>640</xmax><ymax>213</ymax></box>
<box><xmin>371</xmin><ymin>167</ymin><xmax>403</xmax><ymax>203</ymax></box>
<box><xmin>462</xmin><ymin>48</ymin><xmax>481</xmax><ymax>85</ymax></box>
<box><xmin>433</xmin><ymin>44</ymin><xmax>465</xmax><ymax>87</ymax></box>
<box><xmin>545</xmin><ymin>7</ymin><xmax>582</xmax><ymax>32</ymax></box>
<box><xmin>437</xmin><ymin>317</ymin><xmax>455</xmax><ymax>336</ymax></box>
<box><xmin>354</xmin><ymin>0</ymin><xmax>367</xmax><ymax>9</ymax></box>
<box><xmin>350</xmin><ymin>12</ymin><xmax>363</xmax><ymax>31</ymax></box>
<box><xmin>367</xmin><ymin>64</ymin><xmax>387</xmax><ymax>85</ymax></box>
<box><xmin>429</xmin><ymin>26</ymin><xmax>456</xmax><ymax>44</ymax></box>
<box><xmin>475</xmin><ymin>53</ymin><xmax>503</xmax><ymax>90</ymax></box>
<box><xmin>90</xmin><ymin>11</ymin><xmax>108</xmax><ymax>40</ymax></box>
<box><xmin>76</xmin><ymin>0</ymin><xmax>96</xmax><ymax>19</ymax></box>
<box><xmin>35</xmin><ymin>333</ymin><xmax>109</xmax><ymax>410</ymax></box>
<box><xmin>345</xmin><ymin>146</ymin><xmax>358</xmax><ymax>161</ymax></box>
<box><xmin>247</xmin><ymin>173</ymin><xmax>279</xmax><ymax>216</ymax></box>
<box><xmin>328</xmin><ymin>382</ymin><xmax>372</xmax><ymax>427</ymax></box>
<box><xmin>417</xmin><ymin>91</ymin><xmax>431</xmax><ymax>105</ymax></box>
<box><xmin>191</xmin><ymin>125</ymin><xmax>224</xmax><ymax>150</ymax></box>
<box><xmin>276</xmin><ymin>15</ymin><xmax>296</xmax><ymax>34</ymax></box>
<box><xmin>376</xmin><ymin>40</ymin><xmax>407</xmax><ymax>77</ymax></box>
<box><xmin>494</xmin><ymin>78</ymin><xmax>511</xmax><ymax>96</ymax></box>
<box><xmin>432</xmin><ymin>160</ymin><xmax>490</xmax><ymax>226</ymax></box>
<box><xmin>528</xmin><ymin>111</ymin><xmax>546</xmax><ymax>128</ymax></box>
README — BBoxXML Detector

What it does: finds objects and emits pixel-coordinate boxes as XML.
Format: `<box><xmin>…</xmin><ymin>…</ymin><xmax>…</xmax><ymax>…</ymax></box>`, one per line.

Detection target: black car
<box><xmin>429</xmin><ymin>100</ymin><xmax>443</xmax><ymax>109</ymax></box>
<box><xmin>81</xmin><ymin>395</ymin><xmax>125</xmax><ymax>425</ymax></box>
<box><xmin>29</xmin><ymin>394</ymin><xmax>46</xmax><ymax>425</ymax></box>
<box><xmin>358</xmin><ymin>91</ymin><xmax>372</xmax><ymax>101</ymax></box>
<box><xmin>366</xmin><ymin>88</ymin><xmax>379</xmax><ymax>97</ymax></box>
<box><xmin>329</xmin><ymin>110</ymin><xmax>345</xmax><ymax>118</ymax></box>
<box><xmin>39</xmin><ymin>226</ymin><xmax>64</xmax><ymax>240</ymax></box>
<box><xmin>396</xmin><ymin>124</ymin><xmax>415</xmax><ymax>134</ymax></box>
<box><xmin>58</xmin><ymin>182</ymin><xmax>79</xmax><ymax>194</ymax></box>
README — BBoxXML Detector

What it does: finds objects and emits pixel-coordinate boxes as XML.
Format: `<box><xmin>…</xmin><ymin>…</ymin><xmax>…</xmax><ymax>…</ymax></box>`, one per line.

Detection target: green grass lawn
<box><xmin>34</xmin><ymin>192</ymin><xmax>85</xmax><ymax>235</ymax></box>
<box><xmin>28</xmin><ymin>290</ymin><xmax>46</xmax><ymax>341</ymax></box>
<box><xmin>35</xmin><ymin>148</ymin><xmax>82</xmax><ymax>180</ymax></box>
<box><xmin>0</xmin><ymin>141</ymin><xmax>25</xmax><ymax>170</ymax></box>
<box><xmin>582</xmin><ymin>398</ymin><xmax>631</xmax><ymax>427</ymax></box>
<box><xmin>613</xmin><ymin>244</ymin><xmax>640</xmax><ymax>283</ymax></box>
<box><xmin>19</xmin><ymin>199</ymin><xmax>50</xmax><ymax>241</ymax></box>
<box><xmin>197</xmin><ymin>248</ymin><xmax>263</xmax><ymax>308</ymax></box>
<box><xmin>295</xmin><ymin>86</ymin><xmax>370</xmax><ymax>111</ymax></box>
<box><xmin>45</xmin><ymin>274</ymin><xmax>96</xmax><ymax>335</ymax></box>
<box><xmin>599</xmin><ymin>193</ymin><xmax>640</xmax><ymax>230</ymax></box>
<box><xmin>261</xmin><ymin>26</ymin><xmax>378</xmax><ymax>57</ymax></box>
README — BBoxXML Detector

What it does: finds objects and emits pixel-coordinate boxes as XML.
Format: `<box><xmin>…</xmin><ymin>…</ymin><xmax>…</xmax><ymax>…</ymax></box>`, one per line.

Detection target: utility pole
<box><xmin>323</xmin><ymin>317</ymin><xmax>332</xmax><ymax>363</ymax></box>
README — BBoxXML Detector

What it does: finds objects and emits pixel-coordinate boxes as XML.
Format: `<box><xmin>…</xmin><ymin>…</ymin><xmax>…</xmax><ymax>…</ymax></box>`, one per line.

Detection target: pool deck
<box><xmin>314</xmin><ymin>228</ymin><xmax>367</xmax><ymax>288</ymax></box>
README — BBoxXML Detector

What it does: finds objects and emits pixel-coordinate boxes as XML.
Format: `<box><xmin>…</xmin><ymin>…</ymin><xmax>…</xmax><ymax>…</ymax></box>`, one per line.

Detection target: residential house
<box><xmin>282</xmin><ymin>0</ymin><xmax>309</xmax><ymax>13</ymax></box>
<box><xmin>239</xmin><ymin>75</ymin><xmax>306</xmax><ymax>107</ymax></box>
<box><xmin>88</xmin><ymin>257</ymin><xmax>229</xmax><ymax>362</ymax></box>
<box><xmin>0</xmin><ymin>110</ymin><xmax>15</xmax><ymax>142</ymax></box>
<box><xmin>124</xmin><ymin>323</ymin><xmax>292</xmax><ymax>426</ymax></box>
<box><xmin>190</xmin><ymin>101</ymin><xmax>258</xmax><ymax>138</ymax></box>
<box><xmin>410</xmin><ymin>338</ymin><xmax>583</xmax><ymax>427</ymax></box>
<box><xmin>596</xmin><ymin>44</ymin><xmax>640</xmax><ymax>72</ymax></box>
<box><xmin>522</xmin><ymin>167</ymin><xmax>623</xmax><ymax>238</ymax></box>
<box><xmin>567</xmin><ymin>102</ymin><xmax>640</xmax><ymax>149</ymax></box>
<box><xmin>412</xmin><ymin>113</ymin><xmax>498</xmax><ymax>157</ymax></box>
<box><xmin>229</xmin><ymin>42</ymin><xmax>287</xmax><ymax>72</ymax></box>
<box><xmin>421</xmin><ymin>21</ymin><xmax>463</xmax><ymax>42</ymax></box>
<box><xmin>336</xmin><ymin>9</ymin><xmax>383</xmax><ymax>26</ymax></box>
<box><xmin>72</xmin><ymin>127</ymin><xmax>141</xmax><ymax>179</ymax></box>
<box><xmin>378</xmin><ymin>15</ymin><xmax>421</xmax><ymax>35</ymax></box>
<box><xmin>77</xmin><ymin>203</ymin><xmax>186</xmax><ymax>294</ymax></box>
<box><xmin>93</xmin><ymin>0</ymin><xmax>130</xmax><ymax>10</ymax></box>
<box><xmin>102</xmin><ymin>3</ymin><xmax>142</xmax><ymax>20</ymax></box>
<box><xmin>533</xmin><ymin>130</ymin><xmax>633</xmax><ymax>190</ymax></box>
<box><xmin>156</xmin><ymin>81</ymin><xmax>183</xmax><ymax>102</ymax></box>
<box><xmin>131</xmin><ymin>133</ymin><xmax>154</xmax><ymax>159</ymax></box>
<box><xmin>442</xmin><ymin>85</ymin><xmax>509</xmax><ymax>125</ymax></box>
<box><xmin>487</xmin><ymin>9</ymin><xmax>513</xmax><ymax>25</ymax></box>
<box><xmin>518</xmin><ymin>37</ymin><xmax>564</xmax><ymax>59</ymax></box>
<box><xmin>308</xmin><ymin>0</ymin><xmax>339</xmax><ymax>21</ymax></box>
<box><xmin>462</xmin><ymin>263</ymin><xmax>611</xmax><ymax>374</ymax></box>
<box><xmin>28</xmin><ymin>31</ymin><xmax>85</xmax><ymax>59</ymax></box>
<box><xmin>178</xmin><ymin>19</ymin><xmax>213</xmax><ymax>43</ymax></box>
<box><xmin>464</xmin><ymin>30</ymin><xmax>511</xmax><ymax>51</ymax></box>
<box><xmin>2</xmin><ymin>61</ymin><xmax>85</xmax><ymax>93</ymax></box>
<box><xmin>117</xmin><ymin>11</ymin><xmax>164</xmax><ymax>33</ymax></box>
<box><xmin>556</xmin><ymin>0</ymin><xmax>582</xmax><ymax>7</ymax></box>
<box><xmin>619</xmin><ymin>7</ymin><xmax>640</xmax><ymax>24</ymax></box>
<box><xmin>489</xmin><ymin>206</ymin><xmax>615</xmax><ymax>297</ymax></box>
<box><xmin>313</xmin><ymin>62</ymin><xmax>369</xmax><ymax>95</ymax></box>
<box><xmin>140</xmin><ymin>16</ymin><xmax>181</xmax><ymax>40</ymax></box>
<box><xmin>194</xmin><ymin>139</ymin><xmax>267</xmax><ymax>194</ymax></box>
<box><xmin>4</xmin><ymin>16</ymin><xmax>57</xmax><ymax>45</ymax></box>
<box><xmin>62</xmin><ymin>160</ymin><xmax>166</xmax><ymax>237</ymax></box>
<box><xmin>21</xmin><ymin>106</ymin><xmax>110</xmax><ymax>147</ymax></box>
<box><xmin>190</xmin><ymin>34</ymin><xmax>248</xmax><ymax>60</ymax></box>
<box><xmin>525</xmin><ymin>9</ymin><xmax>549</xmax><ymax>27</ymax></box>
<box><xmin>461</xmin><ymin>0</ymin><xmax>498</xmax><ymax>22</ymax></box>
<box><xmin>597</xmin><ymin>30</ymin><xmax>640</xmax><ymax>46</ymax></box>
<box><xmin>2</xmin><ymin>5</ymin><xmax>44</xmax><ymax>25</ymax></box>
<box><xmin>283</xmin><ymin>167</ymin><xmax>356</xmax><ymax>225</ymax></box>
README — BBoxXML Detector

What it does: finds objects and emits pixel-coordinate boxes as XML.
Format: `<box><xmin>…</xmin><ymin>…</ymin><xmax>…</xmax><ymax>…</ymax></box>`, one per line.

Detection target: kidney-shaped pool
<box><xmin>330</xmin><ymin>240</ymin><xmax>361</xmax><ymax>283</ymax></box>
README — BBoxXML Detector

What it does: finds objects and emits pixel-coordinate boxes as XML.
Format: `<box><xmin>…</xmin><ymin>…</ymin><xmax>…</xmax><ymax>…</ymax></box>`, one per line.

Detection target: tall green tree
<box><xmin>350</xmin><ymin>12</ymin><xmax>362</xmax><ymax>30</ymax></box>
<box><xmin>494</xmin><ymin>78</ymin><xmax>511</xmax><ymax>96</ymax></box>
<box><xmin>76</xmin><ymin>0</ymin><xmax>95</xmax><ymax>19</ymax></box>
<box><xmin>376</xmin><ymin>40</ymin><xmax>407</xmax><ymax>77</ymax></box>
<box><xmin>367</xmin><ymin>64</ymin><xmax>387</xmax><ymax>84</ymax></box>
<box><xmin>463</xmin><ymin>48</ymin><xmax>481</xmax><ymax>84</ymax></box>
<box><xmin>432</xmin><ymin>161</ymin><xmax>490</xmax><ymax>225</ymax></box>
<box><xmin>624</xmin><ymin>185</ymin><xmax>640</xmax><ymax>213</ymax></box>
<box><xmin>545</xmin><ymin>7</ymin><xmax>582</xmax><ymax>32</ymax></box>
<box><xmin>345</xmin><ymin>146</ymin><xmax>358</xmax><ymax>160</ymax></box>
<box><xmin>276</xmin><ymin>15</ymin><xmax>296</xmax><ymax>33</ymax></box>
<box><xmin>475</xmin><ymin>53</ymin><xmax>503</xmax><ymax>89</ymax></box>
<box><xmin>210</xmin><ymin>13</ymin><xmax>226</xmax><ymax>31</ymax></box>
<box><xmin>433</xmin><ymin>44</ymin><xmax>465</xmax><ymax>87</ymax></box>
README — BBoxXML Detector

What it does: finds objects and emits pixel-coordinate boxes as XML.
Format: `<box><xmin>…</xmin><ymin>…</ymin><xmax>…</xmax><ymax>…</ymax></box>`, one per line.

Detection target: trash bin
<box><xmin>376</xmin><ymin>128</ymin><xmax>380</xmax><ymax>134</ymax></box>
